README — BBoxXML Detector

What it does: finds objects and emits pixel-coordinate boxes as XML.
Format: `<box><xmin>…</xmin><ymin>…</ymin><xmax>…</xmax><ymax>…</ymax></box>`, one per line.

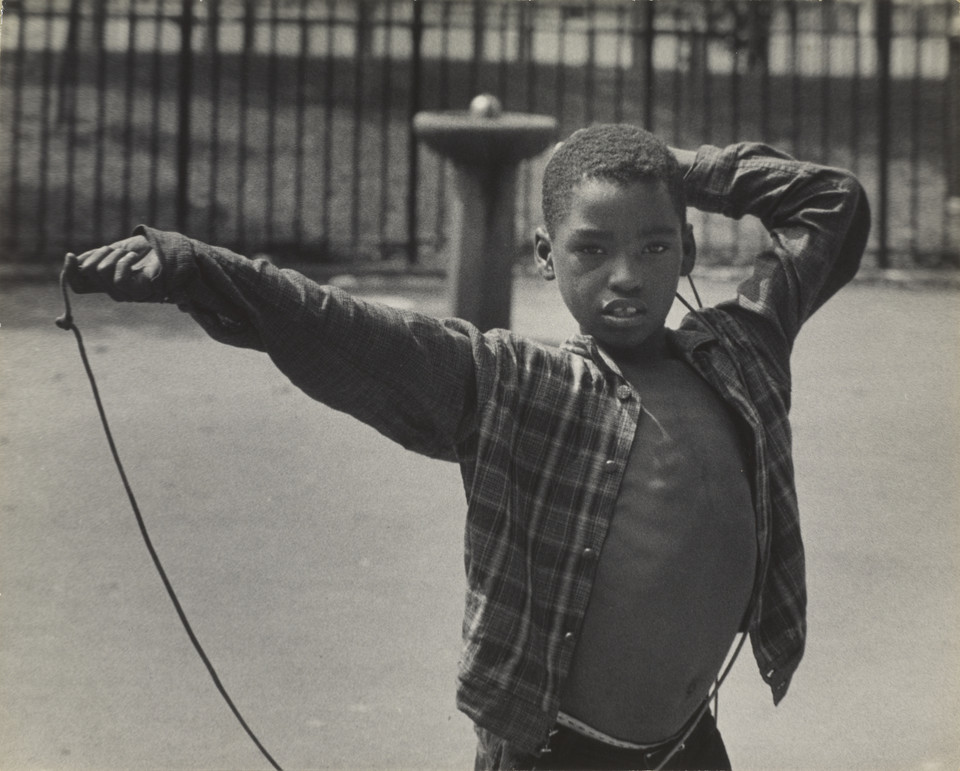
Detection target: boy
<box><xmin>67</xmin><ymin>125</ymin><xmax>870</xmax><ymax>770</ymax></box>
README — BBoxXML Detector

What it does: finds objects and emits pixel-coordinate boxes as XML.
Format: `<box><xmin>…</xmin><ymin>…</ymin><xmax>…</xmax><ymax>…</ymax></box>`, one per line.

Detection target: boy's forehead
<box><xmin>561</xmin><ymin>176</ymin><xmax>678</xmax><ymax>224</ymax></box>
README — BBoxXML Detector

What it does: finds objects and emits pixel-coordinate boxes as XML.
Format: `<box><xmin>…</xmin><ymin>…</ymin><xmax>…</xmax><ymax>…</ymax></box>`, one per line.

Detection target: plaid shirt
<box><xmin>141</xmin><ymin>142</ymin><xmax>870</xmax><ymax>753</ymax></box>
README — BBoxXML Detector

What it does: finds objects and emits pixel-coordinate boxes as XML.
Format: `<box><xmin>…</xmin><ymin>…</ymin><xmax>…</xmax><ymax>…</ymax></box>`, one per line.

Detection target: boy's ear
<box><xmin>680</xmin><ymin>223</ymin><xmax>697</xmax><ymax>277</ymax></box>
<box><xmin>534</xmin><ymin>227</ymin><xmax>555</xmax><ymax>280</ymax></box>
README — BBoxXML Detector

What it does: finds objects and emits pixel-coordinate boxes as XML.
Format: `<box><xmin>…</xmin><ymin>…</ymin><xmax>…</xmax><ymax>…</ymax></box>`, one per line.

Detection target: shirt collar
<box><xmin>560</xmin><ymin>314</ymin><xmax>719</xmax><ymax>375</ymax></box>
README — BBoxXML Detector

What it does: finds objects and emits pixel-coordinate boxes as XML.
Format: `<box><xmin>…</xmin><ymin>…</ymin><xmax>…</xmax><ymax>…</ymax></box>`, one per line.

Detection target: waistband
<box><xmin>556</xmin><ymin>712</ymin><xmax>663</xmax><ymax>750</ymax></box>
<box><xmin>554</xmin><ymin>701</ymin><xmax>707</xmax><ymax>753</ymax></box>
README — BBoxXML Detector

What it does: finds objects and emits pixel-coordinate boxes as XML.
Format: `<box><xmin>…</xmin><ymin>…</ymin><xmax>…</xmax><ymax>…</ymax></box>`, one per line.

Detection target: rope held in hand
<box><xmin>56</xmin><ymin>264</ymin><xmax>284</xmax><ymax>771</ymax></box>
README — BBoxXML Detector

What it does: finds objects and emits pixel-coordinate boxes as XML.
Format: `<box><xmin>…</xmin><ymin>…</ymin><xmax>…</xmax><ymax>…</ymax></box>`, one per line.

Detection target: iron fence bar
<box><xmin>557</xmin><ymin>7</ymin><xmax>567</xmax><ymax>124</ymax></box>
<box><xmin>522</xmin><ymin>1</ymin><xmax>535</xmax><ymax>112</ymax></box>
<box><xmin>57</xmin><ymin>0</ymin><xmax>81</xmax><ymax>124</ymax></box>
<box><xmin>64</xmin><ymin>2</ymin><xmax>80</xmax><ymax>247</ymax></box>
<box><xmin>496</xmin><ymin>2</ymin><xmax>509</xmax><ymax>102</ymax></box>
<box><xmin>585</xmin><ymin>1</ymin><xmax>597</xmax><ymax>126</ymax></box>
<box><xmin>788</xmin><ymin>2</ymin><xmax>800</xmax><ymax>154</ymax></box>
<box><xmin>292</xmin><ymin>0</ymin><xmax>308</xmax><ymax>246</ymax></box>
<box><xmin>264</xmin><ymin>0</ymin><xmax>280</xmax><ymax>245</ymax></box>
<box><xmin>629</xmin><ymin>2</ymin><xmax>642</xmax><ymax>127</ymax></box>
<box><xmin>321</xmin><ymin>0</ymin><xmax>336</xmax><ymax>255</ymax></box>
<box><xmin>7</xmin><ymin>3</ymin><xmax>27</xmax><ymax>252</ymax></box>
<box><xmin>470</xmin><ymin>0</ymin><xmax>482</xmax><ymax>98</ymax></box>
<box><xmin>875</xmin><ymin>0</ymin><xmax>892</xmax><ymax>268</ymax></box>
<box><xmin>176</xmin><ymin>0</ymin><xmax>195</xmax><ymax>234</ymax></box>
<box><xmin>731</xmin><ymin>18</ymin><xmax>742</xmax><ymax>259</ymax></box>
<box><xmin>731</xmin><ymin>23</ymin><xmax>741</xmax><ymax>143</ymax></box>
<box><xmin>93</xmin><ymin>0</ymin><xmax>108</xmax><ymax>239</ymax></box>
<box><xmin>910</xmin><ymin>5</ymin><xmax>922</xmax><ymax>260</ymax></box>
<box><xmin>207</xmin><ymin>0</ymin><xmax>222</xmax><ymax>242</ymax></box>
<box><xmin>350</xmin><ymin>1</ymin><xmax>367</xmax><ymax>253</ymax></box>
<box><xmin>852</xmin><ymin>3</ymin><xmax>862</xmax><ymax>176</ymax></box>
<box><xmin>378</xmin><ymin>0</ymin><xmax>395</xmax><ymax>253</ymax></box>
<box><xmin>148</xmin><ymin>0</ymin><xmax>164</xmax><ymax>226</ymax></box>
<box><xmin>758</xmin><ymin>3</ymin><xmax>771</xmax><ymax>142</ymax></box>
<box><xmin>519</xmin><ymin>1</ymin><xmax>535</xmax><ymax>244</ymax></box>
<box><xmin>434</xmin><ymin>1</ymin><xmax>452</xmax><ymax>255</ymax></box>
<box><xmin>703</xmin><ymin>12</ymin><xmax>713</xmax><ymax>144</ymax></box>
<box><xmin>37</xmin><ymin>0</ymin><xmax>57</xmax><ymax>256</ymax></box>
<box><xmin>820</xmin><ymin>3</ymin><xmax>832</xmax><ymax>161</ymax></box>
<box><xmin>122</xmin><ymin>1</ymin><xmax>138</xmax><ymax>231</ymax></box>
<box><xmin>613</xmin><ymin>5</ymin><xmax>625</xmax><ymax>124</ymax></box>
<box><xmin>671</xmin><ymin>7</ymin><xmax>683</xmax><ymax>146</ymax></box>
<box><xmin>699</xmin><ymin>8</ymin><xmax>714</xmax><ymax>254</ymax></box>
<box><xmin>439</xmin><ymin>1</ymin><xmax>451</xmax><ymax>107</ymax></box>
<box><xmin>236</xmin><ymin>0</ymin><xmax>254</xmax><ymax>249</ymax></box>
<box><xmin>642</xmin><ymin>0</ymin><xmax>654</xmax><ymax>131</ymax></box>
<box><xmin>945</xmin><ymin>5</ymin><xmax>959</xmax><ymax>261</ymax></box>
<box><xmin>407</xmin><ymin>0</ymin><xmax>423</xmax><ymax>263</ymax></box>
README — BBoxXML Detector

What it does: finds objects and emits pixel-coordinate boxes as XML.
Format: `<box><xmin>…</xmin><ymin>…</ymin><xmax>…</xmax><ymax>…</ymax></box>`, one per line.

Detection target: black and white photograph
<box><xmin>1</xmin><ymin>1</ymin><xmax>958</xmax><ymax>769</ymax></box>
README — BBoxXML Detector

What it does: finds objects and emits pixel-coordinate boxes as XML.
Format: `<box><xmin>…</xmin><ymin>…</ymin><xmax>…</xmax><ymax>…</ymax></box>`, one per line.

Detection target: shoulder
<box><xmin>679</xmin><ymin>306</ymin><xmax>792</xmax><ymax>390</ymax></box>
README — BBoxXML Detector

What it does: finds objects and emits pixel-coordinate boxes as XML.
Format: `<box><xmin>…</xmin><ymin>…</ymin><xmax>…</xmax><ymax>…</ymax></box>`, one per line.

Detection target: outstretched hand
<box><xmin>65</xmin><ymin>235</ymin><xmax>165</xmax><ymax>302</ymax></box>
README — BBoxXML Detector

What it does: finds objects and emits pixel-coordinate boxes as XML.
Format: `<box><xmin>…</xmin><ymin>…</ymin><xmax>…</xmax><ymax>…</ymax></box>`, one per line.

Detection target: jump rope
<box><xmin>55</xmin><ymin>261</ymin><xmax>285</xmax><ymax>771</ymax></box>
<box><xmin>57</xmin><ymin>260</ymin><xmax>748</xmax><ymax>771</ymax></box>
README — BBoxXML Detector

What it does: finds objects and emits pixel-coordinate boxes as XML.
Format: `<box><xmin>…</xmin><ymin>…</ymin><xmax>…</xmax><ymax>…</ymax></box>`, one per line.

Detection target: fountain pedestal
<box><xmin>413</xmin><ymin>98</ymin><xmax>557</xmax><ymax>331</ymax></box>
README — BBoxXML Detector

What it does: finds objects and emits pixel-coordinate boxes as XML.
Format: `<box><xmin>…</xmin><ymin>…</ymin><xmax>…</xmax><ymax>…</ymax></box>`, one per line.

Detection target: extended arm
<box><xmin>66</xmin><ymin>227</ymin><xmax>485</xmax><ymax>459</ymax></box>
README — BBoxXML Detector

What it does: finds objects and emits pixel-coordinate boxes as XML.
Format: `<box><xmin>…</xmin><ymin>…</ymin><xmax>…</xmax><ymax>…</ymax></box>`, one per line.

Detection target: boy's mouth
<box><xmin>601</xmin><ymin>298</ymin><xmax>647</xmax><ymax>323</ymax></box>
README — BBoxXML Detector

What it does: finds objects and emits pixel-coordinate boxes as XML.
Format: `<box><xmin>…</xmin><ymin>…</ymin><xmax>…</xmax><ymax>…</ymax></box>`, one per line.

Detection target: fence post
<box><xmin>947</xmin><ymin>11</ymin><xmax>960</xmax><ymax>262</ymax></box>
<box><xmin>874</xmin><ymin>0</ymin><xmax>891</xmax><ymax>268</ymax></box>
<box><xmin>176</xmin><ymin>0</ymin><xmax>195</xmax><ymax>233</ymax></box>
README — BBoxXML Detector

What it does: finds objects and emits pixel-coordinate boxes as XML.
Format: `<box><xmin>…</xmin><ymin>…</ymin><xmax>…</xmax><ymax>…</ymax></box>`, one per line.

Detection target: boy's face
<box><xmin>536</xmin><ymin>177</ymin><xmax>695</xmax><ymax>357</ymax></box>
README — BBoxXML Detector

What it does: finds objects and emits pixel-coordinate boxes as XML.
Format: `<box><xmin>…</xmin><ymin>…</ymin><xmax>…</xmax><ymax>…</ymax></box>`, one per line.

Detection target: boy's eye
<box><xmin>644</xmin><ymin>243</ymin><xmax>670</xmax><ymax>254</ymax></box>
<box><xmin>575</xmin><ymin>244</ymin><xmax>605</xmax><ymax>255</ymax></box>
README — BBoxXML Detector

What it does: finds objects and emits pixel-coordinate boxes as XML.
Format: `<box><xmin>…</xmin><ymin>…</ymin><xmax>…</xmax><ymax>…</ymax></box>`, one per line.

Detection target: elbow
<box><xmin>825</xmin><ymin>168</ymin><xmax>871</xmax><ymax>280</ymax></box>
<box><xmin>843</xmin><ymin>175</ymin><xmax>871</xmax><ymax>275</ymax></box>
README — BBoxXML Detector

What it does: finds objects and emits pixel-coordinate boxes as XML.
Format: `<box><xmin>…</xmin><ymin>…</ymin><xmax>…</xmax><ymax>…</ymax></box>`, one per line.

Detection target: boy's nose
<box><xmin>608</xmin><ymin>254</ymin><xmax>643</xmax><ymax>293</ymax></box>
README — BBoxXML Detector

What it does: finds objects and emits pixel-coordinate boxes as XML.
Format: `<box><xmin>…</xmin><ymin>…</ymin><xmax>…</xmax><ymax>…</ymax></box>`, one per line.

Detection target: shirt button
<box><xmin>604</xmin><ymin>459</ymin><xmax>618</xmax><ymax>472</ymax></box>
<box><xmin>616</xmin><ymin>384</ymin><xmax>632</xmax><ymax>401</ymax></box>
<box><xmin>564</xmin><ymin>632</ymin><xmax>576</xmax><ymax>643</ymax></box>
<box><xmin>583</xmin><ymin>547</ymin><xmax>596</xmax><ymax>558</ymax></box>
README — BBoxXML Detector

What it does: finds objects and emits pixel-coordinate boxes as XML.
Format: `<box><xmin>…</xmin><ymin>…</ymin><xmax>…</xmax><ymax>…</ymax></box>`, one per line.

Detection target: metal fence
<box><xmin>1</xmin><ymin>0</ymin><xmax>957</xmax><ymax>270</ymax></box>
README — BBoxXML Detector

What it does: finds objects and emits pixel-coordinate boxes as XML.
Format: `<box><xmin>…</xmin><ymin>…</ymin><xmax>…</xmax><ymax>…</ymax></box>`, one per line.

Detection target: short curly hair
<box><xmin>541</xmin><ymin>124</ymin><xmax>686</xmax><ymax>234</ymax></box>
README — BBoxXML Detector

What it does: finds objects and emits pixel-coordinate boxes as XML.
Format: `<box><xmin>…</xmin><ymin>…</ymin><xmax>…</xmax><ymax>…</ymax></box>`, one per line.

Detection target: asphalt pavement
<box><xmin>1</xmin><ymin>271</ymin><xmax>958</xmax><ymax>770</ymax></box>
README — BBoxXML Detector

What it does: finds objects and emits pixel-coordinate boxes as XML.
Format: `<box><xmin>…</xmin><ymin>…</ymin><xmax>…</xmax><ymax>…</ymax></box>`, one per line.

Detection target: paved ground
<box><xmin>1</xmin><ymin>271</ymin><xmax>958</xmax><ymax>770</ymax></box>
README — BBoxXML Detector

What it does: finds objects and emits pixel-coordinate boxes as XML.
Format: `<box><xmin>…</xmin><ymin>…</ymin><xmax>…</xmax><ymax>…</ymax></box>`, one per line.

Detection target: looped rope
<box><xmin>56</xmin><ymin>260</ymin><xmax>284</xmax><ymax>771</ymax></box>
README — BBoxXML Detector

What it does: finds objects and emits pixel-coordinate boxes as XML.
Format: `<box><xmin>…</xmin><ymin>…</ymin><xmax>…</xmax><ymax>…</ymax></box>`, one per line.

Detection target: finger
<box><xmin>63</xmin><ymin>252</ymin><xmax>79</xmax><ymax>284</ymax></box>
<box><xmin>65</xmin><ymin>251</ymin><xmax>100</xmax><ymax>293</ymax></box>
<box><xmin>113</xmin><ymin>250</ymin><xmax>140</xmax><ymax>282</ymax></box>
<box><xmin>131</xmin><ymin>251</ymin><xmax>162</xmax><ymax>281</ymax></box>
<box><xmin>108</xmin><ymin>235</ymin><xmax>150</xmax><ymax>255</ymax></box>
<box><xmin>114</xmin><ymin>250</ymin><xmax>141</xmax><ymax>284</ymax></box>
<box><xmin>77</xmin><ymin>244</ymin><xmax>114</xmax><ymax>270</ymax></box>
<box><xmin>94</xmin><ymin>248</ymin><xmax>125</xmax><ymax>286</ymax></box>
<box><xmin>113</xmin><ymin>251</ymin><xmax>152</xmax><ymax>301</ymax></box>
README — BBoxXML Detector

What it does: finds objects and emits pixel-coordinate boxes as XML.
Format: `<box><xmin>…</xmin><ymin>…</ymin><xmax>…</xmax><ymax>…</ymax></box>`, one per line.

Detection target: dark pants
<box><xmin>475</xmin><ymin>707</ymin><xmax>732</xmax><ymax>771</ymax></box>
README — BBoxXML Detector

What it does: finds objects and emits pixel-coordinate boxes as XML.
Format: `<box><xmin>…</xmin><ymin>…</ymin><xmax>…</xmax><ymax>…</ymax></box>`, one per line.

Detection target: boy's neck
<box><xmin>600</xmin><ymin>328</ymin><xmax>673</xmax><ymax>369</ymax></box>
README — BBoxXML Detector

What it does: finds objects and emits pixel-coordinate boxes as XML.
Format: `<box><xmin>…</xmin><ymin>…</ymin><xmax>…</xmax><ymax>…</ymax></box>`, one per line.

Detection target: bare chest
<box><xmin>560</xmin><ymin>357</ymin><xmax>758</xmax><ymax>740</ymax></box>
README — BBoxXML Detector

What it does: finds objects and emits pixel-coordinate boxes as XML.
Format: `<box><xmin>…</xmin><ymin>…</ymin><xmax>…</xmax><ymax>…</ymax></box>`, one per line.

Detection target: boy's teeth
<box><xmin>609</xmin><ymin>307</ymin><xmax>637</xmax><ymax>317</ymax></box>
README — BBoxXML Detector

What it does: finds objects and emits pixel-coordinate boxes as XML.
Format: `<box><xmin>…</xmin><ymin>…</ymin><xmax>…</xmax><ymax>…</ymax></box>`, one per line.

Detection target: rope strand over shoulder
<box><xmin>56</xmin><ymin>263</ymin><xmax>285</xmax><ymax>771</ymax></box>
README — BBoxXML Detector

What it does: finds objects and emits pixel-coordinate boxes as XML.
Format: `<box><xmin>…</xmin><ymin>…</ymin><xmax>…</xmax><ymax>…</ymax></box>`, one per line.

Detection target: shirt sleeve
<box><xmin>681</xmin><ymin>143</ymin><xmax>871</xmax><ymax>350</ymax></box>
<box><xmin>135</xmin><ymin>225</ymin><xmax>486</xmax><ymax>461</ymax></box>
